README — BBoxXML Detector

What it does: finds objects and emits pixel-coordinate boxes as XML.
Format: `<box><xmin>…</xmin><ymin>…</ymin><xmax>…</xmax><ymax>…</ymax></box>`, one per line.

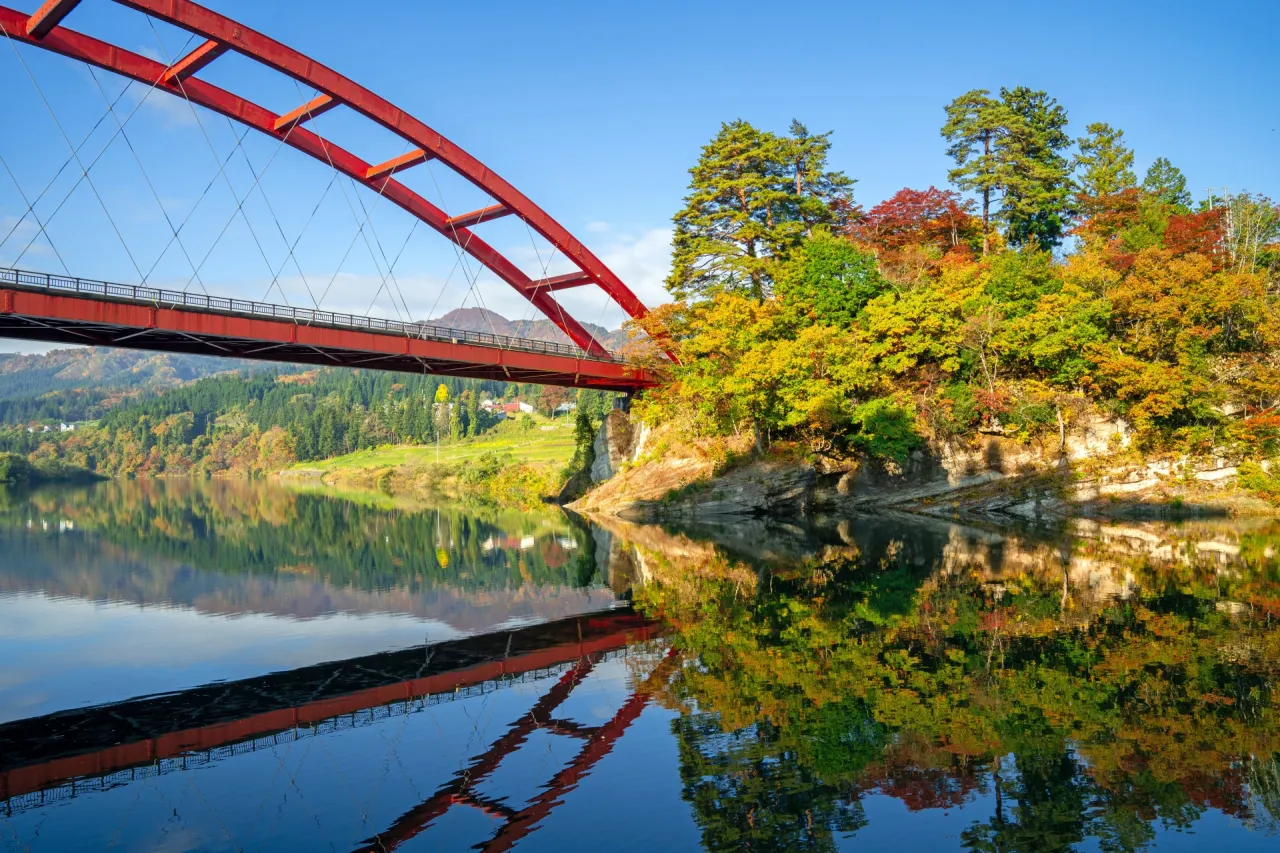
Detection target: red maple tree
<box><xmin>851</xmin><ymin>186</ymin><xmax>979</xmax><ymax>253</ymax></box>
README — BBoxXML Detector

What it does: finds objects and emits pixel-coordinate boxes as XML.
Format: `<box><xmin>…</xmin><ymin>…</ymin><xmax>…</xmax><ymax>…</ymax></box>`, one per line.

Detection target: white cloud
<box><xmin>0</xmin><ymin>213</ymin><xmax>55</xmax><ymax>261</ymax></box>
<box><xmin>495</xmin><ymin>224</ymin><xmax>674</xmax><ymax>330</ymax></box>
<box><xmin>137</xmin><ymin>85</ymin><xmax>201</xmax><ymax>129</ymax></box>
<box><xmin>596</xmin><ymin>226</ymin><xmax>674</xmax><ymax>312</ymax></box>
<box><xmin>144</xmin><ymin>223</ymin><xmax>675</xmax><ymax>336</ymax></box>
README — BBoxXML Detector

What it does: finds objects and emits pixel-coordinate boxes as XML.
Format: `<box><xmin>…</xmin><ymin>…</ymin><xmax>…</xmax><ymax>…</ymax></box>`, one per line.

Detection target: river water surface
<box><xmin>1</xmin><ymin>480</ymin><xmax>1279</xmax><ymax>852</ymax></box>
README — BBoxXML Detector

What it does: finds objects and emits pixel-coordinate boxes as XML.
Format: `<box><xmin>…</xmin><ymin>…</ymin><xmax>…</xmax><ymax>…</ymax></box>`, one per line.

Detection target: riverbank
<box><xmin>277</xmin><ymin>415</ymin><xmax>579</xmax><ymax>509</ymax></box>
<box><xmin>568</xmin><ymin>413</ymin><xmax>1280</xmax><ymax>523</ymax></box>
<box><xmin>0</xmin><ymin>452</ymin><xmax>100</xmax><ymax>486</ymax></box>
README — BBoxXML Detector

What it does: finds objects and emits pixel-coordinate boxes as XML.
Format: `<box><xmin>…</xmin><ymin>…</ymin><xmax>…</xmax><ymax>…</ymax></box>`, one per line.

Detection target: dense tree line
<box><xmin>0</xmin><ymin>350</ymin><xmax>290</xmax><ymax>424</ymax></box>
<box><xmin>639</xmin><ymin>88</ymin><xmax>1280</xmax><ymax>472</ymax></box>
<box><xmin>0</xmin><ymin>367</ymin><xmax>616</xmax><ymax>478</ymax></box>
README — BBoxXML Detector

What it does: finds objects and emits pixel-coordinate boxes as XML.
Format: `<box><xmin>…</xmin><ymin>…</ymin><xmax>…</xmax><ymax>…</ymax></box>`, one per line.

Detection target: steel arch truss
<box><xmin>1</xmin><ymin>0</ymin><xmax>650</xmax><ymax>358</ymax></box>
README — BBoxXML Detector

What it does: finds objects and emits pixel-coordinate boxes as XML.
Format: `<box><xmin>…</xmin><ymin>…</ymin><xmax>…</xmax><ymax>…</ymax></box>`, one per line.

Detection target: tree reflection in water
<box><xmin>613</xmin><ymin>514</ymin><xmax>1280</xmax><ymax>852</ymax></box>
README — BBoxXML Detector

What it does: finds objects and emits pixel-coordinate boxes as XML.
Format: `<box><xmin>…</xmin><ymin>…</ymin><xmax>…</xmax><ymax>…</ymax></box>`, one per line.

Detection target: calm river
<box><xmin>1</xmin><ymin>479</ymin><xmax>1278</xmax><ymax>852</ymax></box>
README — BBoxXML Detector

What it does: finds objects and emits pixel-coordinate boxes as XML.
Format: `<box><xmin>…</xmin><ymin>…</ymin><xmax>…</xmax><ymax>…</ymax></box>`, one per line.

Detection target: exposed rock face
<box><xmin>589</xmin><ymin>410</ymin><xmax>636</xmax><ymax>483</ymax></box>
<box><xmin>588</xmin><ymin>523</ymin><xmax>644</xmax><ymax>596</ymax></box>
<box><xmin>655</xmin><ymin>458</ymin><xmax>816</xmax><ymax>520</ymax></box>
<box><xmin>574</xmin><ymin>410</ymin><xmax>1277</xmax><ymax>522</ymax></box>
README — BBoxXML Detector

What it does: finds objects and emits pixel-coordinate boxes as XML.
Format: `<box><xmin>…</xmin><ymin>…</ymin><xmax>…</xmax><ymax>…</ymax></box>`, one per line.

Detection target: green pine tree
<box><xmin>1141</xmin><ymin>156</ymin><xmax>1192</xmax><ymax>210</ymax></box>
<box><xmin>943</xmin><ymin>87</ymin><xmax>1075</xmax><ymax>251</ymax></box>
<box><xmin>783</xmin><ymin>120</ymin><xmax>857</xmax><ymax>235</ymax></box>
<box><xmin>942</xmin><ymin>89</ymin><xmax>1012</xmax><ymax>255</ymax></box>
<box><xmin>998</xmin><ymin>86</ymin><xmax>1075</xmax><ymax>248</ymax></box>
<box><xmin>667</xmin><ymin>119</ymin><xmax>853</xmax><ymax>302</ymax></box>
<box><xmin>1074</xmin><ymin>122</ymin><xmax>1136</xmax><ymax>199</ymax></box>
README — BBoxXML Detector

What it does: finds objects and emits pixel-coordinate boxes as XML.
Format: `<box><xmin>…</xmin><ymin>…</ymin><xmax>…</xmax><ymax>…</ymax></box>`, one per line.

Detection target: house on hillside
<box><xmin>554</xmin><ymin>402</ymin><xmax>576</xmax><ymax>416</ymax></box>
<box><xmin>502</xmin><ymin>401</ymin><xmax>537</xmax><ymax>416</ymax></box>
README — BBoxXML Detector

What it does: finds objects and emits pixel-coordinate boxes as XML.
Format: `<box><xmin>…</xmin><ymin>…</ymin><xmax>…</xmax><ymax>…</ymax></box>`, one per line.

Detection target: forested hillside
<box><xmin>0</xmin><ymin>298</ymin><xmax>628</xmax><ymax>483</ymax></box>
<box><xmin>0</xmin><ymin>365</ymin><xmax>613</xmax><ymax>479</ymax></box>
<box><xmin>0</xmin><ymin>348</ymin><xmax>295</xmax><ymax>424</ymax></box>
<box><xmin>637</xmin><ymin>89</ymin><xmax>1279</xmax><ymax>492</ymax></box>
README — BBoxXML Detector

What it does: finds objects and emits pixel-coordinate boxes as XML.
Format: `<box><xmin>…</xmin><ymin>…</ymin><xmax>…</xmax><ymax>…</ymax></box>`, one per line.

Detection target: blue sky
<box><xmin>1</xmin><ymin>0</ymin><xmax>1277</xmax><ymax>353</ymax></box>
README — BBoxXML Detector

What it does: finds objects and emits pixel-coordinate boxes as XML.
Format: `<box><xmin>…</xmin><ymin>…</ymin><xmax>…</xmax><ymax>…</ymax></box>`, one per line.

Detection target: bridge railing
<box><xmin>0</xmin><ymin>267</ymin><xmax>622</xmax><ymax>363</ymax></box>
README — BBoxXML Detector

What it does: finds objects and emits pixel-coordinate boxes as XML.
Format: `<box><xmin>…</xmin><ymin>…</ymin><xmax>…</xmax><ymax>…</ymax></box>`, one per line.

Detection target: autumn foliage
<box><xmin>640</xmin><ymin>110</ymin><xmax>1280</xmax><ymax>466</ymax></box>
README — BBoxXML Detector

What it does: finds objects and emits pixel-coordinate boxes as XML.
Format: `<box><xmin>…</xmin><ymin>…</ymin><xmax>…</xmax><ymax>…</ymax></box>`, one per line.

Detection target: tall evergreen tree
<box><xmin>1074</xmin><ymin>122</ymin><xmax>1136</xmax><ymax>199</ymax></box>
<box><xmin>942</xmin><ymin>89</ymin><xmax>1011</xmax><ymax>256</ymax></box>
<box><xmin>998</xmin><ymin>86</ymin><xmax>1074</xmax><ymax>248</ymax></box>
<box><xmin>944</xmin><ymin>87</ymin><xmax>1074</xmax><ymax>251</ymax></box>
<box><xmin>1142</xmin><ymin>157</ymin><xmax>1192</xmax><ymax>210</ymax></box>
<box><xmin>783</xmin><ymin>121</ymin><xmax>857</xmax><ymax>235</ymax></box>
<box><xmin>667</xmin><ymin>120</ymin><xmax>853</xmax><ymax>302</ymax></box>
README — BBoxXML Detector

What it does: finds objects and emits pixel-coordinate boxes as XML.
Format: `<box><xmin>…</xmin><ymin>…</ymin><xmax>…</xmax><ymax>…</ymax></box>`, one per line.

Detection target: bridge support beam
<box><xmin>163</xmin><ymin>38</ymin><xmax>229</xmax><ymax>84</ymax></box>
<box><xmin>25</xmin><ymin>0</ymin><xmax>79</xmax><ymax>38</ymax></box>
<box><xmin>273</xmin><ymin>93</ymin><xmax>336</xmax><ymax>132</ymax></box>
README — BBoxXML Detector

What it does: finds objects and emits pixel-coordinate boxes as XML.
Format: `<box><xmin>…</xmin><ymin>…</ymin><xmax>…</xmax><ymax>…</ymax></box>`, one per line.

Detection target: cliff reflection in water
<box><xmin>600</xmin><ymin>512</ymin><xmax>1280</xmax><ymax>852</ymax></box>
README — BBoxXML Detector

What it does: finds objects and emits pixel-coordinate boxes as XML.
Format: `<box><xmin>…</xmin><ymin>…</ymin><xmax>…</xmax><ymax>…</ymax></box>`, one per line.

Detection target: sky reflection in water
<box><xmin>0</xmin><ymin>480</ymin><xmax>1278</xmax><ymax>852</ymax></box>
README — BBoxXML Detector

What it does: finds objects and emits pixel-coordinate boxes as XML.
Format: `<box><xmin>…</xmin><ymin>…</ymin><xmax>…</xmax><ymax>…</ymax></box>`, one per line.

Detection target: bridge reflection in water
<box><xmin>0</xmin><ymin>610</ymin><xmax>668</xmax><ymax>851</ymax></box>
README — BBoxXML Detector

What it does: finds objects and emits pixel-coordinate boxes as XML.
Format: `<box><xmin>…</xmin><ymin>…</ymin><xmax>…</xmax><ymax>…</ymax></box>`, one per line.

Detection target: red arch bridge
<box><xmin>0</xmin><ymin>609</ymin><xmax>671</xmax><ymax>852</ymax></box>
<box><xmin>0</xmin><ymin>0</ymin><xmax>661</xmax><ymax>392</ymax></box>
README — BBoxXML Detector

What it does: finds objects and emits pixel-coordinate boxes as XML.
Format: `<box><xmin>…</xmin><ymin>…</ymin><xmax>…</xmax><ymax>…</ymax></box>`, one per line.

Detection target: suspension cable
<box><xmin>425</xmin><ymin>160</ymin><xmax>503</xmax><ymax>342</ymax></box>
<box><xmin>223</xmin><ymin>110</ymin><xmax>328</xmax><ymax>309</ymax></box>
<box><xmin>0</xmin><ymin>18</ymin><xmax>147</xmax><ymax>281</ymax></box>
<box><xmin>0</xmin><ymin>31</ymin><xmax>197</xmax><ymax>258</ymax></box>
<box><xmin>300</xmin><ymin>87</ymin><xmax>414</xmax><ymax>320</ymax></box>
<box><xmin>145</xmin><ymin>17</ymin><xmax>301</xmax><ymax>304</ymax></box>
<box><xmin>85</xmin><ymin>67</ymin><xmax>210</xmax><ymax>294</ymax></box>
<box><xmin>0</xmin><ymin>152</ymin><xmax>73</xmax><ymax>274</ymax></box>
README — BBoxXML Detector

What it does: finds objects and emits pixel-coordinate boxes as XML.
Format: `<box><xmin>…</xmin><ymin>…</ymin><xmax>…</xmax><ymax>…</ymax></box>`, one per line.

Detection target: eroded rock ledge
<box><xmin>568</xmin><ymin>410</ymin><xmax>1277</xmax><ymax>522</ymax></box>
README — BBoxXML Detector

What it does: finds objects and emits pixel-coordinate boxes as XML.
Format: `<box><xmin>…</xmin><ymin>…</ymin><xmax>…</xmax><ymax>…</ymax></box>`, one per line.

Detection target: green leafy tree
<box><xmin>848</xmin><ymin>397</ymin><xmax>922</xmax><ymax>463</ymax></box>
<box><xmin>774</xmin><ymin>229</ymin><xmax>888</xmax><ymax>328</ymax></box>
<box><xmin>1142</xmin><ymin>157</ymin><xmax>1192</xmax><ymax>210</ymax></box>
<box><xmin>458</xmin><ymin>390</ymin><xmax>477</xmax><ymax>437</ymax></box>
<box><xmin>1074</xmin><ymin>122</ymin><xmax>1136</xmax><ymax>200</ymax></box>
<box><xmin>985</xmin><ymin>247</ymin><xmax>1063</xmax><ymax>318</ymax></box>
<box><xmin>575</xmin><ymin>388</ymin><xmax>614</xmax><ymax>422</ymax></box>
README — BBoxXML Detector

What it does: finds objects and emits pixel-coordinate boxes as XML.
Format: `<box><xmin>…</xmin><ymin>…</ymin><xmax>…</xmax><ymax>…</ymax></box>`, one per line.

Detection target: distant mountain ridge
<box><xmin>0</xmin><ymin>348</ymin><xmax>298</xmax><ymax>424</ymax></box>
<box><xmin>429</xmin><ymin>307</ymin><xmax>628</xmax><ymax>350</ymax></box>
<box><xmin>0</xmin><ymin>348</ymin><xmax>271</xmax><ymax>401</ymax></box>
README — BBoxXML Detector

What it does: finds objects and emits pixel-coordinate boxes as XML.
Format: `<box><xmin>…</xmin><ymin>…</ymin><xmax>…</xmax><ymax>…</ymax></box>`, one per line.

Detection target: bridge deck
<box><xmin>0</xmin><ymin>268</ymin><xmax>655</xmax><ymax>391</ymax></box>
<box><xmin>0</xmin><ymin>609</ymin><xmax>658</xmax><ymax>802</ymax></box>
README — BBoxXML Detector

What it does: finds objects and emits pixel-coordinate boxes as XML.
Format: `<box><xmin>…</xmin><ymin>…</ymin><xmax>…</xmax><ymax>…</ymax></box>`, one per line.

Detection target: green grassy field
<box><xmin>291</xmin><ymin>414</ymin><xmax>577</xmax><ymax>473</ymax></box>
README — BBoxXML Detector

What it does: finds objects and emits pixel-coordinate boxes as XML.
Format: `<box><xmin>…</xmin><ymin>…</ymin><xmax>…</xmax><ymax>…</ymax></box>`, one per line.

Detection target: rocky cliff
<box><xmin>569</xmin><ymin>411</ymin><xmax>1278</xmax><ymax>522</ymax></box>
